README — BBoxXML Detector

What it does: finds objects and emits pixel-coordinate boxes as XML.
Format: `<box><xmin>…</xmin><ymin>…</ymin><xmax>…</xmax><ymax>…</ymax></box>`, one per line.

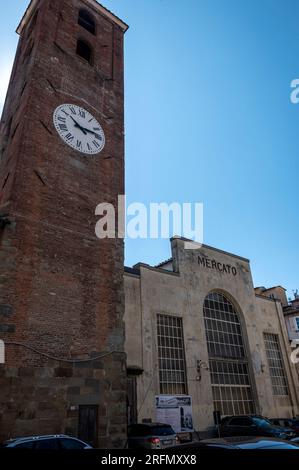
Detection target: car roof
<box><xmin>3</xmin><ymin>435</ymin><xmax>76</xmax><ymax>444</ymax></box>
<box><xmin>129</xmin><ymin>422</ymin><xmax>172</xmax><ymax>427</ymax></box>
<box><xmin>223</xmin><ymin>414</ymin><xmax>264</xmax><ymax>419</ymax></box>
<box><xmin>202</xmin><ymin>436</ymin><xmax>296</xmax><ymax>446</ymax></box>
<box><xmin>182</xmin><ymin>437</ymin><xmax>299</xmax><ymax>450</ymax></box>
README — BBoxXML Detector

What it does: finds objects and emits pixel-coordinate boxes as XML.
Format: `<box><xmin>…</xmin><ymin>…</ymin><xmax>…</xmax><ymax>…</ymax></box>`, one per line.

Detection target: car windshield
<box><xmin>151</xmin><ymin>426</ymin><xmax>175</xmax><ymax>436</ymax></box>
<box><xmin>0</xmin><ymin>441</ymin><xmax>18</xmax><ymax>448</ymax></box>
<box><xmin>252</xmin><ymin>417</ymin><xmax>272</xmax><ymax>428</ymax></box>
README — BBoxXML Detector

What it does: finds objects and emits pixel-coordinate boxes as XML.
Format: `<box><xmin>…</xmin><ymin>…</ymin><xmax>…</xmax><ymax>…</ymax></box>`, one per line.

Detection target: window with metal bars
<box><xmin>203</xmin><ymin>292</ymin><xmax>255</xmax><ymax>415</ymax></box>
<box><xmin>263</xmin><ymin>333</ymin><xmax>289</xmax><ymax>396</ymax></box>
<box><xmin>157</xmin><ymin>314</ymin><xmax>187</xmax><ymax>395</ymax></box>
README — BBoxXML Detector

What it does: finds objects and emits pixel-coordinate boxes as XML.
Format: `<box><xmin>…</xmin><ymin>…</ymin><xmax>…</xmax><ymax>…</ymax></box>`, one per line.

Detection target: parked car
<box><xmin>270</xmin><ymin>418</ymin><xmax>299</xmax><ymax>436</ymax></box>
<box><xmin>1</xmin><ymin>435</ymin><xmax>93</xmax><ymax>449</ymax></box>
<box><xmin>127</xmin><ymin>423</ymin><xmax>178</xmax><ymax>449</ymax></box>
<box><xmin>219</xmin><ymin>415</ymin><xmax>296</xmax><ymax>440</ymax></box>
<box><xmin>175</xmin><ymin>436</ymin><xmax>299</xmax><ymax>450</ymax></box>
<box><xmin>176</xmin><ymin>432</ymin><xmax>193</xmax><ymax>444</ymax></box>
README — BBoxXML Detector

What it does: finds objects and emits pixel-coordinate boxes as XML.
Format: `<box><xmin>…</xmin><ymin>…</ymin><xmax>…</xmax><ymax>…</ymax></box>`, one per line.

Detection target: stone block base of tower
<box><xmin>0</xmin><ymin>352</ymin><xmax>127</xmax><ymax>449</ymax></box>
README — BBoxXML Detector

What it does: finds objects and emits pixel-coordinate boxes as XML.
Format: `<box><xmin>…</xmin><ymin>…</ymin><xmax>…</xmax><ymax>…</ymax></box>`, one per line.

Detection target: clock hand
<box><xmin>70</xmin><ymin>116</ymin><xmax>87</xmax><ymax>135</ymax></box>
<box><xmin>82</xmin><ymin>127</ymin><xmax>101</xmax><ymax>137</ymax></box>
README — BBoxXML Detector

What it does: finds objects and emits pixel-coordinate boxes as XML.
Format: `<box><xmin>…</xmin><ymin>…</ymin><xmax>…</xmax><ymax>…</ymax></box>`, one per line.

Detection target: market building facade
<box><xmin>124</xmin><ymin>237</ymin><xmax>299</xmax><ymax>435</ymax></box>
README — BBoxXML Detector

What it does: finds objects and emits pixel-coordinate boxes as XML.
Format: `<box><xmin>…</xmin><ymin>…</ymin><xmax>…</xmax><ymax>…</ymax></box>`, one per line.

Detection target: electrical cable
<box><xmin>4</xmin><ymin>341</ymin><xmax>124</xmax><ymax>363</ymax></box>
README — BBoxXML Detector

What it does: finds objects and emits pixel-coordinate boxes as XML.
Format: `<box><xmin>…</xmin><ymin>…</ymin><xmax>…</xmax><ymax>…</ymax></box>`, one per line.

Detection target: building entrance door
<box><xmin>78</xmin><ymin>405</ymin><xmax>98</xmax><ymax>446</ymax></box>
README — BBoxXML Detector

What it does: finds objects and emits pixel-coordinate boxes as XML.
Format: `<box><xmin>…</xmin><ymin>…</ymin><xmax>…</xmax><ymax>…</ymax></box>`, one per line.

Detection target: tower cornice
<box><xmin>17</xmin><ymin>0</ymin><xmax>129</xmax><ymax>35</ymax></box>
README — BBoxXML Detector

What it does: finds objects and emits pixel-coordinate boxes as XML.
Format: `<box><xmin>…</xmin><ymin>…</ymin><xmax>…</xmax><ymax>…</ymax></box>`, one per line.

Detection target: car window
<box><xmin>271</xmin><ymin>420</ymin><xmax>280</xmax><ymax>426</ymax></box>
<box><xmin>151</xmin><ymin>426</ymin><xmax>175</xmax><ymax>436</ymax></box>
<box><xmin>128</xmin><ymin>425</ymin><xmax>148</xmax><ymax>437</ymax></box>
<box><xmin>220</xmin><ymin>417</ymin><xmax>231</xmax><ymax>425</ymax></box>
<box><xmin>252</xmin><ymin>417</ymin><xmax>272</xmax><ymax>428</ymax></box>
<box><xmin>14</xmin><ymin>441</ymin><xmax>35</xmax><ymax>449</ymax></box>
<box><xmin>35</xmin><ymin>439</ymin><xmax>60</xmax><ymax>450</ymax></box>
<box><xmin>59</xmin><ymin>438</ymin><xmax>86</xmax><ymax>449</ymax></box>
<box><xmin>228</xmin><ymin>417</ymin><xmax>252</xmax><ymax>426</ymax></box>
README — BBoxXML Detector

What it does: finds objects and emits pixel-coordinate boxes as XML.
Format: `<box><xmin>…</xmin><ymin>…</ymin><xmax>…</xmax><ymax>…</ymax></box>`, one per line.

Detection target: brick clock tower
<box><xmin>0</xmin><ymin>0</ymin><xmax>128</xmax><ymax>448</ymax></box>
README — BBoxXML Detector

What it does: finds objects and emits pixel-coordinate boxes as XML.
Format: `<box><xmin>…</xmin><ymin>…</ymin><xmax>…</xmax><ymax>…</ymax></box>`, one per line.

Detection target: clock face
<box><xmin>53</xmin><ymin>104</ymin><xmax>105</xmax><ymax>155</ymax></box>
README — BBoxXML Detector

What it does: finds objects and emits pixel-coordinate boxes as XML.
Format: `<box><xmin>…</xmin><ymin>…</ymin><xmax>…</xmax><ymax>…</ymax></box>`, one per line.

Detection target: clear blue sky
<box><xmin>0</xmin><ymin>0</ymin><xmax>298</xmax><ymax>298</ymax></box>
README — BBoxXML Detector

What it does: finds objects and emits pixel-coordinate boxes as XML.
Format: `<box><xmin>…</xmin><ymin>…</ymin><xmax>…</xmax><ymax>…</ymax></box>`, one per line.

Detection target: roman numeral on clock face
<box><xmin>59</xmin><ymin>123</ymin><xmax>68</xmax><ymax>132</ymax></box>
<box><xmin>93</xmin><ymin>140</ymin><xmax>100</xmax><ymax>148</ymax></box>
<box><xmin>65</xmin><ymin>133</ymin><xmax>74</xmax><ymax>142</ymax></box>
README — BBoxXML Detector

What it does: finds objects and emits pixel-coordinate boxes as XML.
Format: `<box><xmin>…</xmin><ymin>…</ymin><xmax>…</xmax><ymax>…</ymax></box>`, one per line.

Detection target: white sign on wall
<box><xmin>155</xmin><ymin>395</ymin><xmax>194</xmax><ymax>433</ymax></box>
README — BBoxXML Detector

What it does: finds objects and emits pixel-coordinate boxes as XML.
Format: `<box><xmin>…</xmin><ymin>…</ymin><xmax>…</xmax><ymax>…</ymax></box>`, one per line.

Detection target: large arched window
<box><xmin>203</xmin><ymin>292</ymin><xmax>254</xmax><ymax>415</ymax></box>
<box><xmin>78</xmin><ymin>9</ymin><xmax>96</xmax><ymax>35</ymax></box>
<box><xmin>76</xmin><ymin>40</ymin><xmax>93</xmax><ymax>65</ymax></box>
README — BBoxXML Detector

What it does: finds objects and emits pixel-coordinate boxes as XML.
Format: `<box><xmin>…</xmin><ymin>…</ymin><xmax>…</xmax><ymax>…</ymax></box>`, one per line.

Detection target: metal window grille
<box><xmin>203</xmin><ymin>292</ymin><xmax>254</xmax><ymax>415</ymax></box>
<box><xmin>157</xmin><ymin>314</ymin><xmax>187</xmax><ymax>395</ymax></box>
<box><xmin>264</xmin><ymin>333</ymin><xmax>289</xmax><ymax>396</ymax></box>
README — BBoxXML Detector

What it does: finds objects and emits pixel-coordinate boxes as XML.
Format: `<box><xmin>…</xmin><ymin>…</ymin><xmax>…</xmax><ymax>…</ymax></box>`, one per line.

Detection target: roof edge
<box><xmin>17</xmin><ymin>0</ymin><xmax>38</xmax><ymax>34</ymax></box>
<box><xmin>255</xmin><ymin>293</ymin><xmax>278</xmax><ymax>303</ymax></box>
<box><xmin>17</xmin><ymin>0</ymin><xmax>129</xmax><ymax>35</ymax></box>
<box><xmin>171</xmin><ymin>237</ymin><xmax>250</xmax><ymax>263</ymax></box>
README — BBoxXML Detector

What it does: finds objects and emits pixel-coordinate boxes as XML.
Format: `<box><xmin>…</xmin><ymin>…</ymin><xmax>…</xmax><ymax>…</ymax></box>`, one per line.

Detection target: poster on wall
<box><xmin>155</xmin><ymin>395</ymin><xmax>194</xmax><ymax>433</ymax></box>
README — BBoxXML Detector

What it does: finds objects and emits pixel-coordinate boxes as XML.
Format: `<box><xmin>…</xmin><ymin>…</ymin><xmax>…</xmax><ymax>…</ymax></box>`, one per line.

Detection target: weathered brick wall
<box><xmin>0</xmin><ymin>0</ymin><xmax>127</xmax><ymax>448</ymax></box>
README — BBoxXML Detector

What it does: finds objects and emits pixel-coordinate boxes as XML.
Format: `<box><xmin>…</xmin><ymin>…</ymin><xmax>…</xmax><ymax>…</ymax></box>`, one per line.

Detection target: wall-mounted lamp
<box><xmin>196</xmin><ymin>360</ymin><xmax>209</xmax><ymax>381</ymax></box>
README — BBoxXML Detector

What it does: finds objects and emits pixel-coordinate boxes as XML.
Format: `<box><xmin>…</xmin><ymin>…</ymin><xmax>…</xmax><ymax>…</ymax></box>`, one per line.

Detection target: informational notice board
<box><xmin>155</xmin><ymin>395</ymin><xmax>194</xmax><ymax>433</ymax></box>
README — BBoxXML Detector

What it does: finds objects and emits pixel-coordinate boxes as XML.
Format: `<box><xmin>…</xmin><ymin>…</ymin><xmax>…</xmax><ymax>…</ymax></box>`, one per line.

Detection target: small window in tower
<box><xmin>78</xmin><ymin>9</ymin><xmax>96</xmax><ymax>35</ymax></box>
<box><xmin>76</xmin><ymin>40</ymin><xmax>93</xmax><ymax>65</ymax></box>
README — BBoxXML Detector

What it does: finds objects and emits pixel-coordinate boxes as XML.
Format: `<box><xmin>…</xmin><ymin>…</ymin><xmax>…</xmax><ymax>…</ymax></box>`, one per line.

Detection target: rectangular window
<box><xmin>294</xmin><ymin>317</ymin><xmax>299</xmax><ymax>331</ymax></box>
<box><xmin>264</xmin><ymin>333</ymin><xmax>289</xmax><ymax>396</ymax></box>
<box><xmin>157</xmin><ymin>314</ymin><xmax>187</xmax><ymax>395</ymax></box>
